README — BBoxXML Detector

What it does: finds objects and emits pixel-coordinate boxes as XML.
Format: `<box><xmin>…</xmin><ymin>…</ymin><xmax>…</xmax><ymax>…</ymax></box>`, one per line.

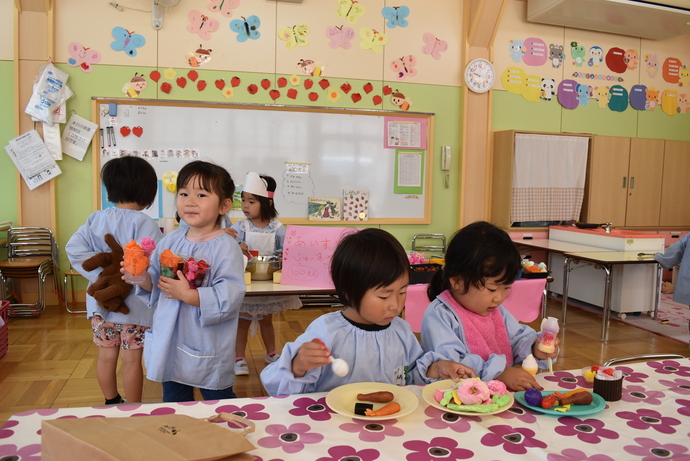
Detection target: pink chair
<box><xmin>404</xmin><ymin>283</ymin><xmax>430</xmax><ymax>333</ymax></box>
<box><xmin>502</xmin><ymin>278</ymin><xmax>548</xmax><ymax>323</ymax></box>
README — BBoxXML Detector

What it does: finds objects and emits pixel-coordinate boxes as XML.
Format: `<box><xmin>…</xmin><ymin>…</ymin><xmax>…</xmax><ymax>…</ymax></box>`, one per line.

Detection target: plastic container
<box><xmin>538</xmin><ymin>317</ymin><xmax>559</xmax><ymax>354</ymax></box>
<box><xmin>123</xmin><ymin>247</ymin><xmax>150</xmax><ymax>284</ymax></box>
<box><xmin>410</xmin><ymin>263</ymin><xmax>442</xmax><ymax>284</ymax></box>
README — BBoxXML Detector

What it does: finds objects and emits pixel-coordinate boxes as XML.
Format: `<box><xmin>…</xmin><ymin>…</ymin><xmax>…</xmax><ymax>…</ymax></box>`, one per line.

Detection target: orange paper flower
<box><xmin>160</xmin><ymin>249</ymin><xmax>183</xmax><ymax>268</ymax></box>
<box><xmin>123</xmin><ymin>240</ymin><xmax>149</xmax><ymax>276</ymax></box>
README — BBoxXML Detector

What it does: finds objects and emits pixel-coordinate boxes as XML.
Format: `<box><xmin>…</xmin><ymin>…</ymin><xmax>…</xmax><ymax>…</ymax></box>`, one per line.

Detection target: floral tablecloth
<box><xmin>1</xmin><ymin>359</ymin><xmax>689</xmax><ymax>460</ymax></box>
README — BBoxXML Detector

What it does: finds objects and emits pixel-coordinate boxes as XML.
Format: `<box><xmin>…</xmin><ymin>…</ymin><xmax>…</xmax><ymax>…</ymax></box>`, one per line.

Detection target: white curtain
<box><xmin>511</xmin><ymin>134</ymin><xmax>589</xmax><ymax>223</ymax></box>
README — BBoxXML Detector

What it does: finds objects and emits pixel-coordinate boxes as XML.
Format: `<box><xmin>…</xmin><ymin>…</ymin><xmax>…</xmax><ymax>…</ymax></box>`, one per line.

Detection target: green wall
<box><xmin>0</xmin><ymin>61</ymin><xmax>17</xmax><ymax>227</ymax></box>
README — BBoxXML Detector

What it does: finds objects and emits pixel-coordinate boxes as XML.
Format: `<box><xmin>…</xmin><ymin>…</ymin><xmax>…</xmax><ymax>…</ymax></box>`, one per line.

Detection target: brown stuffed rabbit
<box><xmin>82</xmin><ymin>233</ymin><xmax>132</xmax><ymax>314</ymax></box>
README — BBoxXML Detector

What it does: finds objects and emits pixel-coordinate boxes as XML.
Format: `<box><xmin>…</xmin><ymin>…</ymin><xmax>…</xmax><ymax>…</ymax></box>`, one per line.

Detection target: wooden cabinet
<box><xmin>660</xmin><ymin>140</ymin><xmax>690</xmax><ymax>226</ymax></box>
<box><xmin>582</xmin><ymin>136</ymin><xmax>664</xmax><ymax>227</ymax></box>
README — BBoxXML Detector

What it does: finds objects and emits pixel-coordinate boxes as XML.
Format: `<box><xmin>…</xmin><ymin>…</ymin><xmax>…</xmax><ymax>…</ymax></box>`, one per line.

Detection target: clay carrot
<box><xmin>364</xmin><ymin>401</ymin><xmax>401</xmax><ymax>417</ymax></box>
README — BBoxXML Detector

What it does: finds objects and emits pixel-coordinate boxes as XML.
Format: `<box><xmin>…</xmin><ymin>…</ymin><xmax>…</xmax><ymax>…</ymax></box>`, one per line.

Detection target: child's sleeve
<box><xmin>230</xmin><ymin>220</ymin><xmax>245</xmax><ymax>244</ymax></box>
<box><xmin>421</xmin><ymin>301</ymin><xmax>509</xmax><ymax>381</ymax></box>
<box><xmin>260</xmin><ymin>337</ymin><xmax>325</xmax><ymax>396</ymax></box>
<box><xmin>65</xmin><ymin>224</ymin><xmax>102</xmax><ymax>284</ymax></box>
<box><xmin>500</xmin><ymin>306</ymin><xmax>551</xmax><ymax>369</ymax></box>
<box><xmin>196</xmin><ymin>240</ymin><xmax>246</xmax><ymax>327</ymax></box>
<box><xmin>654</xmin><ymin>234</ymin><xmax>688</xmax><ymax>270</ymax></box>
<box><xmin>274</xmin><ymin>224</ymin><xmax>287</xmax><ymax>253</ymax></box>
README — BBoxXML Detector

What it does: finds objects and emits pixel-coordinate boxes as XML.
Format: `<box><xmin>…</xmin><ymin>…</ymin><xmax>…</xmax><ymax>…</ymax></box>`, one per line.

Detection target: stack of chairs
<box><xmin>0</xmin><ymin>227</ymin><xmax>62</xmax><ymax>317</ymax></box>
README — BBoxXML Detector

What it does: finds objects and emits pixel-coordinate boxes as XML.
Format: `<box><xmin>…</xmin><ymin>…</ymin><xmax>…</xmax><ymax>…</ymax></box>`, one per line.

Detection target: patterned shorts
<box><xmin>91</xmin><ymin>314</ymin><xmax>148</xmax><ymax>350</ymax></box>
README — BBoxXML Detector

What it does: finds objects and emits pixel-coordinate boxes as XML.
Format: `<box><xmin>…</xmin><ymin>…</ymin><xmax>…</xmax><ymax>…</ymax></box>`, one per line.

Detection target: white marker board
<box><xmin>92</xmin><ymin>98</ymin><xmax>433</xmax><ymax>224</ymax></box>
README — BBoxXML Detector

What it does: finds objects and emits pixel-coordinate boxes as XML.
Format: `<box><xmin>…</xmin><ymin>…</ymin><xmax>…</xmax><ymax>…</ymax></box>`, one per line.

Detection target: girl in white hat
<box><xmin>230</xmin><ymin>173</ymin><xmax>302</xmax><ymax>375</ymax></box>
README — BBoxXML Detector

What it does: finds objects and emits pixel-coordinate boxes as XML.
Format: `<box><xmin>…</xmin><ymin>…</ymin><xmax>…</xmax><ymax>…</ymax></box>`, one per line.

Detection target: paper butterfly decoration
<box><xmin>278</xmin><ymin>24</ymin><xmax>309</xmax><ymax>50</ymax></box>
<box><xmin>110</xmin><ymin>27</ymin><xmax>146</xmax><ymax>57</ymax></box>
<box><xmin>325</xmin><ymin>25</ymin><xmax>355</xmax><ymax>50</ymax></box>
<box><xmin>360</xmin><ymin>28</ymin><xmax>388</xmax><ymax>54</ymax></box>
<box><xmin>382</xmin><ymin>5</ymin><xmax>410</xmax><ymax>28</ymax></box>
<box><xmin>187</xmin><ymin>10</ymin><xmax>220</xmax><ymax>40</ymax></box>
<box><xmin>207</xmin><ymin>0</ymin><xmax>240</xmax><ymax>17</ymax></box>
<box><xmin>421</xmin><ymin>33</ymin><xmax>448</xmax><ymax>60</ymax></box>
<box><xmin>230</xmin><ymin>15</ymin><xmax>261</xmax><ymax>42</ymax></box>
<box><xmin>67</xmin><ymin>42</ymin><xmax>101</xmax><ymax>72</ymax></box>
<box><xmin>391</xmin><ymin>55</ymin><xmax>417</xmax><ymax>80</ymax></box>
<box><xmin>336</xmin><ymin>0</ymin><xmax>365</xmax><ymax>24</ymax></box>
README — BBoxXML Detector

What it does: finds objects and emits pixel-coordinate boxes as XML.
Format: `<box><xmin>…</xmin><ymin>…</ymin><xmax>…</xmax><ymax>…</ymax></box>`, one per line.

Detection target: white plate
<box><xmin>325</xmin><ymin>382</ymin><xmax>418</xmax><ymax>421</ymax></box>
<box><xmin>422</xmin><ymin>379</ymin><xmax>515</xmax><ymax>415</ymax></box>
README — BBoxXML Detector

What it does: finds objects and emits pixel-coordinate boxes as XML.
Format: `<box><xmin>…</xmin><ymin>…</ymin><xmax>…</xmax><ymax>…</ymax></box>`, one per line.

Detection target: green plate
<box><xmin>514</xmin><ymin>390</ymin><xmax>605</xmax><ymax>416</ymax></box>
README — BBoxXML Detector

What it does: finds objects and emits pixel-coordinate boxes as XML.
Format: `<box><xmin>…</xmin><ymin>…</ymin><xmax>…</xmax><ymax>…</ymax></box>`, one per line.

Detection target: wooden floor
<box><xmin>1</xmin><ymin>297</ymin><xmax>688</xmax><ymax>426</ymax></box>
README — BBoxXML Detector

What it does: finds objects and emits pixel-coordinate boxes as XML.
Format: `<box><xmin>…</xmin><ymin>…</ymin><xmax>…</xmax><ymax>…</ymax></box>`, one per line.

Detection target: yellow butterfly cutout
<box><xmin>278</xmin><ymin>24</ymin><xmax>309</xmax><ymax>50</ymax></box>
<box><xmin>337</xmin><ymin>0</ymin><xmax>365</xmax><ymax>24</ymax></box>
<box><xmin>162</xmin><ymin>171</ymin><xmax>178</xmax><ymax>193</ymax></box>
<box><xmin>360</xmin><ymin>28</ymin><xmax>388</xmax><ymax>54</ymax></box>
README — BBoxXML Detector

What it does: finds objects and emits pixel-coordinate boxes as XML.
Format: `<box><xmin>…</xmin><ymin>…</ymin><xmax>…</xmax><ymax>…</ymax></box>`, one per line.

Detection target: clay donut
<box><xmin>356</xmin><ymin>391</ymin><xmax>394</xmax><ymax>403</ymax></box>
<box><xmin>455</xmin><ymin>379</ymin><xmax>490</xmax><ymax>405</ymax></box>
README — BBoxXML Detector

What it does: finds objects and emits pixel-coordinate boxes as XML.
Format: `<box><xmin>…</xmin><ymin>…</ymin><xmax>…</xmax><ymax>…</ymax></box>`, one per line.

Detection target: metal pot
<box><xmin>246</xmin><ymin>255</ymin><xmax>282</xmax><ymax>281</ymax></box>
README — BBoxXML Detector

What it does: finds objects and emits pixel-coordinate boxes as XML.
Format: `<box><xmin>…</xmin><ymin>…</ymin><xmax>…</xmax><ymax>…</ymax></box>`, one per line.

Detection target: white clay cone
<box><xmin>329</xmin><ymin>356</ymin><xmax>349</xmax><ymax>376</ymax></box>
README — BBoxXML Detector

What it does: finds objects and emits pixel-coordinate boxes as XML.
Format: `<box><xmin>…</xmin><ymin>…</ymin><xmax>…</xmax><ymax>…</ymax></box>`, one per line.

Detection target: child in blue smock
<box><xmin>66</xmin><ymin>156</ymin><xmax>163</xmax><ymax>405</ymax></box>
<box><xmin>655</xmin><ymin>233</ymin><xmax>690</xmax><ymax>331</ymax></box>
<box><xmin>260</xmin><ymin>228</ymin><xmax>475</xmax><ymax>396</ymax></box>
<box><xmin>231</xmin><ymin>173</ymin><xmax>301</xmax><ymax>376</ymax></box>
<box><xmin>133</xmin><ymin>160</ymin><xmax>246</xmax><ymax>402</ymax></box>
<box><xmin>421</xmin><ymin>221</ymin><xmax>560</xmax><ymax>392</ymax></box>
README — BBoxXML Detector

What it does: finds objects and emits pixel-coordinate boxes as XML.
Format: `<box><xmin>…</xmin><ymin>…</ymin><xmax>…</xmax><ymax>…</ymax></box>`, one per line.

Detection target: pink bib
<box><xmin>440</xmin><ymin>290</ymin><xmax>513</xmax><ymax>366</ymax></box>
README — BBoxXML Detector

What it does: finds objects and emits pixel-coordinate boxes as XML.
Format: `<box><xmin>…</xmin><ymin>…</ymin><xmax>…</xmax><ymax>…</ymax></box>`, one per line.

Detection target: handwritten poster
<box><xmin>281</xmin><ymin>225</ymin><xmax>362</xmax><ymax>288</ymax></box>
<box><xmin>4</xmin><ymin>130</ymin><xmax>62</xmax><ymax>190</ymax></box>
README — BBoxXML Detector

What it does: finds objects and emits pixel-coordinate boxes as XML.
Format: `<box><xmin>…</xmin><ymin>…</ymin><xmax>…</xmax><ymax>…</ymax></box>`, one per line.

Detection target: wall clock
<box><xmin>464</xmin><ymin>58</ymin><xmax>495</xmax><ymax>94</ymax></box>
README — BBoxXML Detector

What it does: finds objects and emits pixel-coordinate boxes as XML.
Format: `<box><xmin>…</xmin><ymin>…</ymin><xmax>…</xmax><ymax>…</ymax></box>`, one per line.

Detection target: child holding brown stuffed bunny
<box><xmin>421</xmin><ymin>221</ymin><xmax>560</xmax><ymax>392</ymax></box>
<box><xmin>66</xmin><ymin>156</ymin><xmax>163</xmax><ymax>405</ymax></box>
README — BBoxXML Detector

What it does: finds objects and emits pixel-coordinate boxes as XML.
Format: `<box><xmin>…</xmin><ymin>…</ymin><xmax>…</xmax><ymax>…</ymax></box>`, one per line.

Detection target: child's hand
<box><xmin>224</xmin><ymin>228</ymin><xmax>238</xmax><ymax>239</ymax></box>
<box><xmin>495</xmin><ymin>366</ymin><xmax>541</xmax><ymax>392</ymax></box>
<box><xmin>533</xmin><ymin>337</ymin><xmax>560</xmax><ymax>360</ymax></box>
<box><xmin>427</xmin><ymin>360</ymin><xmax>476</xmax><ymax>381</ymax></box>
<box><xmin>292</xmin><ymin>341</ymin><xmax>331</xmax><ymax>378</ymax></box>
<box><xmin>158</xmin><ymin>270</ymin><xmax>199</xmax><ymax>306</ymax></box>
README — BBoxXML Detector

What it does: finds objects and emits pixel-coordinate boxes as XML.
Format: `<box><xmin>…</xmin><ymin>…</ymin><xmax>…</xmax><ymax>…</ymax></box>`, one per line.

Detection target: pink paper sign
<box><xmin>281</xmin><ymin>225</ymin><xmax>362</xmax><ymax>288</ymax></box>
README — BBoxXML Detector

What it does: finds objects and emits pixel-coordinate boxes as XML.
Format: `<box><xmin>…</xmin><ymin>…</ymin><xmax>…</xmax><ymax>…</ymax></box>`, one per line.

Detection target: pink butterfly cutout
<box><xmin>421</xmin><ymin>33</ymin><xmax>448</xmax><ymax>60</ymax></box>
<box><xmin>67</xmin><ymin>42</ymin><xmax>102</xmax><ymax>73</ymax></box>
<box><xmin>325</xmin><ymin>25</ymin><xmax>355</xmax><ymax>50</ymax></box>
<box><xmin>187</xmin><ymin>10</ymin><xmax>220</xmax><ymax>40</ymax></box>
<box><xmin>391</xmin><ymin>55</ymin><xmax>417</xmax><ymax>80</ymax></box>
<box><xmin>207</xmin><ymin>0</ymin><xmax>240</xmax><ymax>17</ymax></box>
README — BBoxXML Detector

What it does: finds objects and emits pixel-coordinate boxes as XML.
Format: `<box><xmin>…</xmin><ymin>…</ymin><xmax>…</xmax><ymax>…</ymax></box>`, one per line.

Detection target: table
<box><xmin>2</xmin><ymin>358</ymin><xmax>689</xmax><ymax>460</ymax></box>
<box><xmin>245</xmin><ymin>280</ymin><xmax>336</xmax><ymax>297</ymax></box>
<box><xmin>562</xmin><ymin>251</ymin><xmax>663</xmax><ymax>341</ymax></box>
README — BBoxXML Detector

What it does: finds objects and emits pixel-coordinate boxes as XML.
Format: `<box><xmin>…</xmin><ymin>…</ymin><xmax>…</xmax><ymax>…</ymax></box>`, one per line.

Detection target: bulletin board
<box><xmin>91</xmin><ymin>98</ymin><xmax>434</xmax><ymax>224</ymax></box>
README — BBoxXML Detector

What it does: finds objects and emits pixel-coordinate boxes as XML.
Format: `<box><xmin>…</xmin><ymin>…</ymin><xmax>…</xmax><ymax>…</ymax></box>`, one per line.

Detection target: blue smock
<box><xmin>139</xmin><ymin>228</ymin><xmax>246</xmax><ymax>390</ymax></box>
<box><xmin>65</xmin><ymin>207</ymin><xmax>163</xmax><ymax>327</ymax></box>
<box><xmin>421</xmin><ymin>296</ymin><xmax>552</xmax><ymax>381</ymax></box>
<box><xmin>260</xmin><ymin>311</ymin><xmax>446</xmax><ymax>396</ymax></box>
<box><xmin>655</xmin><ymin>233</ymin><xmax>690</xmax><ymax>305</ymax></box>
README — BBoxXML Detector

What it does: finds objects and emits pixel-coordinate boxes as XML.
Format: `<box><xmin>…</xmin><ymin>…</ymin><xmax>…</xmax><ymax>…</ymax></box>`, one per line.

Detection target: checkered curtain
<box><xmin>511</xmin><ymin>134</ymin><xmax>589</xmax><ymax>223</ymax></box>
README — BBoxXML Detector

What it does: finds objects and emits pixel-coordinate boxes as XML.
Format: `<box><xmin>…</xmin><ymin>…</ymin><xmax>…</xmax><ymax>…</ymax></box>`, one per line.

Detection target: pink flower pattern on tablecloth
<box><xmin>130</xmin><ymin>407</ymin><xmax>176</xmax><ymax>417</ymax></box>
<box><xmin>554</xmin><ymin>416</ymin><xmax>619</xmax><ymax>443</ymax></box>
<box><xmin>676</xmin><ymin>398</ymin><xmax>690</xmax><ymax>418</ymax></box>
<box><xmin>216</xmin><ymin>402</ymin><xmax>270</xmax><ymax>420</ymax></box>
<box><xmin>621</xmin><ymin>385</ymin><xmax>665</xmax><ymax>405</ymax></box>
<box><xmin>616</xmin><ymin>408</ymin><xmax>682</xmax><ymax>434</ymax></box>
<box><xmin>543</xmin><ymin>371</ymin><xmax>589</xmax><ymax>389</ymax></box>
<box><xmin>547</xmin><ymin>448</ymin><xmax>616</xmax><ymax>461</ymax></box>
<box><xmin>0</xmin><ymin>443</ymin><xmax>41</xmax><ymax>460</ymax></box>
<box><xmin>339</xmin><ymin>417</ymin><xmax>404</xmax><ymax>442</ymax></box>
<box><xmin>0</xmin><ymin>420</ymin><xmax>19</xmax><ymax>439</ymax></box>
<box><xmin>291</xmin><ymin>396</ymin><xmax>335</xmax><ymax>421</ymax></box>
<box><xmin>257</xmin><ymin>423</ymin><xmax>324</xmax><ymax>453</ymax></box>
<box><xmin>423</xmin><ymin>405</ymin><xmax>482</xmax><ymax>432</ymax></box>
<box><xmin>403</xmin><ymin>436</ymin><xmax>474</xmax><ymax>460</ymax></box>
<box><xmin>623</xmin><ymin>436</ymin><xmax>690</xmax><ymax>460</ymax></box>
<box><xmin>501</xmin><ymin>405</ymin><xmax>539</xmax><ymax>424</ymax></box>
<box><xmin>658</xmin><ymin>378</ymin><xmax>690</xmax><ymax>395</ymax></box>
<box><xmin>615</xmin><ymin>365</ymin><xmax>649</xmax><ymax>383</ymax></box>
<box><xmin>648</xmin><ymin>360</ymin><xmax>690</xmax><ymax>377</ymax></box>
<box><xmin>315</xmin><ymin>445</ymin><xmax>380</xmax><ymax>461</ymax></box>
<box><xmin>481</xmin><ymin>424</ymin><xmax>547</xmax><ymax>455</ymax></box>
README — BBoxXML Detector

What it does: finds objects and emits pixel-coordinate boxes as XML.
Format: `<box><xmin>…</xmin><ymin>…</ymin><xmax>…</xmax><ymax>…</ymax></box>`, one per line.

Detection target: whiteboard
<box><xmin>92</xmin><ymin>99</ymin><xmax>433</xmax><ymax>224</ymax></box>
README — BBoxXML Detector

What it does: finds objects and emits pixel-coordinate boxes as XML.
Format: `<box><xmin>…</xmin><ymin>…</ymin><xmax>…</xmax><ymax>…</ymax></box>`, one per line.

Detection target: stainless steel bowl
<box><xmin>246</xmin><ymin>256</ymin><xmax>282</xmax><ymax>281</ymax></box>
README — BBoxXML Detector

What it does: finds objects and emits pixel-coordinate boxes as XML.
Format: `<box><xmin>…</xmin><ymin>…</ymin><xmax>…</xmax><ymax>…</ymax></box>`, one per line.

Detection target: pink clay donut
<box><xmin>486</xmin><ymin>380</ymin><xmax>507</xmax><ymax>396</ymax></box>
<box><xmin>455</xmin><ymin>379</ymin><xmax>490</xmax><ymax>405</ymax></box>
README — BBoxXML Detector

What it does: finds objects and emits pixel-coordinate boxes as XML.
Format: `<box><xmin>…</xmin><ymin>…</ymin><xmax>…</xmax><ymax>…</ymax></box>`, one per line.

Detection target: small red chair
<box><xmin>502</xmin><ymin>278</ymin><xmax>548</xmax><ymax>323</ymax></box>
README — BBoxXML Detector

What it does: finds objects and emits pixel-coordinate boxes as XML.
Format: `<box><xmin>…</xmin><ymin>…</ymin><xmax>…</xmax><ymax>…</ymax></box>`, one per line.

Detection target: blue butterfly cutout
<box><xmin>230</xmin><ymin>15</ymin><xmax>261</xmax><ymax>42</ymax></box>
<box><xmin>110</xmin><ymin>26</ymin><xmax>146</xmax><ymax>57</ymax></box>
<box><xmin>382</xmin><ymin>6</ymin><xmax>410</xmax><ymax>28</ymax></box>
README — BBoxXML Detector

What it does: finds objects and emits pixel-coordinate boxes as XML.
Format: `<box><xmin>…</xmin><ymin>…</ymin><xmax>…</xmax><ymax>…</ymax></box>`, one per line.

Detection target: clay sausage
<box><xmin>559</xmin><ymin>391</ymin><xmax>593</xmax><ymax>406</ymax></box>
<box><xmin>356</xmin><ymin>391</ymin><xmax>394</xmax><ymax>403</ymax></box>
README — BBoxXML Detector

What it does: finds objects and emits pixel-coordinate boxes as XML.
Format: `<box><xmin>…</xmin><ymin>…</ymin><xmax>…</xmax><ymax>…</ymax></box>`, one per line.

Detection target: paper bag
<box><xmin>41</xmin><ymin>412</ymin><xmax>256</xmax><ymax>461</ymax></box>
